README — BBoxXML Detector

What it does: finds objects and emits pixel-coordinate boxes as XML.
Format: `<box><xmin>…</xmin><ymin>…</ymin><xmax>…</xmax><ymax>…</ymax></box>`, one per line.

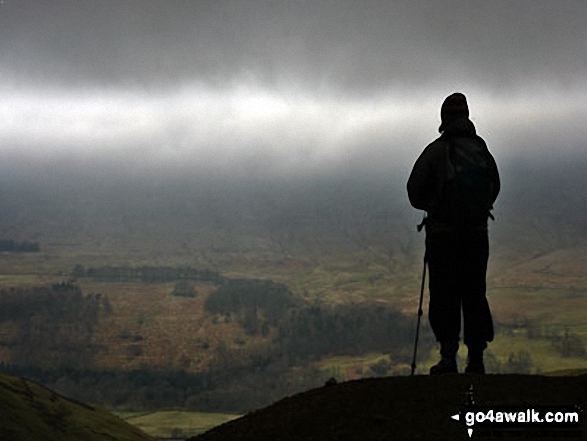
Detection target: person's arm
<box><xmin>487</xmin><ymin>152</ymin><xmax>500</xmax><ymax>206</ymax></box>
<box><xmin>407</xmin><ymin>144</ymin><xmax>435</xmax><ymax>211</ymax></box>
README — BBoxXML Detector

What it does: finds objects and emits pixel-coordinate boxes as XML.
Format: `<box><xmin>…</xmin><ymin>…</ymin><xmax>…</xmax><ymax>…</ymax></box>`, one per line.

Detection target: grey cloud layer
<box><xmin>2</xmin><ymin>0</ymin><xmax>586</xmax><ymax>92</ymax></box>
<box><xmin>1</xmin><ymin>0</ymin><xmax>586</xmax><ymax>181</ymax></box>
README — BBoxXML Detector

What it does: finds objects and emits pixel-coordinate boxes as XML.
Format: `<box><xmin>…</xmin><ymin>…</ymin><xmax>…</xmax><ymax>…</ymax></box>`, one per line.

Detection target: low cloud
<box><xmin>2</xmin><ymin>80</ymin><xmax>587</xmax><ymax>182</ymax></box>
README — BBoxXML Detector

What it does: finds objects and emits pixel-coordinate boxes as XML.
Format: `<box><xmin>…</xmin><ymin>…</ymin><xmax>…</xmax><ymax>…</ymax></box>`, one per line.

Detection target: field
<box><xmin>115</xmin><ymin>411</ymin><xmax>240</xmax><ymax>440</ymax></box>
<box><xmin>2</xmin><ymin>233</ymin><xmax>586</xmax><ymax>376</ymax></box>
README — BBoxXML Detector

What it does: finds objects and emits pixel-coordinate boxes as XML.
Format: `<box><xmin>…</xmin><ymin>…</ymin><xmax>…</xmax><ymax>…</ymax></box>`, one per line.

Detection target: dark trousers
<box><xmin>426</xmin><ymin>230</ymin><xmax>494</xmax><ymax>347</ymax></box>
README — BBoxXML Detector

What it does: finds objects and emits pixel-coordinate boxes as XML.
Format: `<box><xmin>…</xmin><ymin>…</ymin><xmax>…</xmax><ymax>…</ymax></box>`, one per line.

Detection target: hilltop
<box><xmin>0</xmin><ymin>372</ymin><xmax>154</xmax><ymax>441</ymax></box>
<box><xmin>189</xmin><ymin>373</ymin><xmax>587</xmax><ymax>441</ymax></box>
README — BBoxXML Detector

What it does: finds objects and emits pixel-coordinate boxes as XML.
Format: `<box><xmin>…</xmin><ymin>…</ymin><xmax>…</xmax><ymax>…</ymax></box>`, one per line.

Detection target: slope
<box><xmin>0</xmin><ymin>372</ymin><xmax>154</xmax><ymax>441</ymax></box>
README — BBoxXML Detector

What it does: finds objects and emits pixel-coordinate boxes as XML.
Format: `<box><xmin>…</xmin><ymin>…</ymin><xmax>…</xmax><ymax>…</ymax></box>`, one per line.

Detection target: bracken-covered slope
<box><xmin>189</xmin><ymin>374</ymin><xmax>587</xmax><ymax>441</ymax></box>
<box><xmin>0</xmin><ymin>373</ymin><xmax>154</xmax><ymax>441</ymax></box>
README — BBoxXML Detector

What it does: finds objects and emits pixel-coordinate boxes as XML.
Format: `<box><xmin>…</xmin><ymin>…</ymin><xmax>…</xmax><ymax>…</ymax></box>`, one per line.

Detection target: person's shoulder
<box><xmin>420</xmin><ymin>136</ymin><xmax>448</xmax><ymax>159</ymax></box>
<box><xmin>427</xmin><ymin>135</ymin><xmax>446</xmax><ymax>147</ymax></box>
<box><xmin>472</xmin><ymin>134</ymin><xmax>488</xmax><ymax>146</ymax></box>
<box><xmin>471</xmin><ymin>134</ymin><xmax>497</xmax><ymax>158</ymax></box>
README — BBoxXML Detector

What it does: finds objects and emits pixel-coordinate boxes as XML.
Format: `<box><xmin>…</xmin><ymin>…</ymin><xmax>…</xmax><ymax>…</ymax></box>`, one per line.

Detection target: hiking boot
<box><xmin>430</xmin><ymin>357</ymin><xmax>458</xmax><ymax>375</ymax></box>
<box><xmin>430</xmin><ymin>340</ymin><xmax>459</xmax><ymax>375</ymax></box>
<box><xmin>464</xmin><ymin>362</ymin><xmax>485</xmax><ymax>375</ymax></box>
<box><xmin>465</xmin><ymin>343</ymin><xmax>486</xmax><ymax>375</ymax></box>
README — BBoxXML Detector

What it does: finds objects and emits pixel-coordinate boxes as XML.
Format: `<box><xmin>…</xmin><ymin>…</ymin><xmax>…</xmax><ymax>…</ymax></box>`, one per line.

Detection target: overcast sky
<box><xmin>1</xmin><ymin>0</ymin><xmax>586</xmax><ymax>180</ymax></box>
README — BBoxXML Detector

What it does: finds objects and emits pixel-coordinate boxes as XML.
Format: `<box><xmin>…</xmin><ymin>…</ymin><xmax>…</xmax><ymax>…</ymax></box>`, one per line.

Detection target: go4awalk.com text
<box><xmin>450</xmin><ymin>384</ymin><xmax>583</xmax><ymax>438</ymax></box>
<box><xmin>452</xmin><ymin>405</ymin><xmax>583</xmax><ymax>437</ymax></box>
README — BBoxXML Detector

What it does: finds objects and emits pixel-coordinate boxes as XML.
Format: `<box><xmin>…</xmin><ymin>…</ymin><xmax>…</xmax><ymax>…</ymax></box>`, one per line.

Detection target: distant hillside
<box><xmin>0</xmin><ymin>372</ymin><xmax>154</xmax><ymax>441</ymax></box>
<box><xmin>189</xmin><ymin>374</ymin><xmax>587</xmax><ymax>441</ymax></box>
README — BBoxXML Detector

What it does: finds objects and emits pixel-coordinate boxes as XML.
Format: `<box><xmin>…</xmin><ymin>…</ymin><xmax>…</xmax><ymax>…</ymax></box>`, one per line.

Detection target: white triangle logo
<box><xmin>468</xmin><ymin>428</ymin><xmax>473</xmax><ymax>438</ymax></box>
<box><xmin>451</xmin><ymin>413</ymin><xmax>460</xmax><ymax>421</ymax></box>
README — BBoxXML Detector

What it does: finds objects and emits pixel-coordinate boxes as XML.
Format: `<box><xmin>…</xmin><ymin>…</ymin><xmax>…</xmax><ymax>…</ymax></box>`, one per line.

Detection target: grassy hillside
<box><xmin>0</xmin><ymin>372</ymin><xmax>154</xmax><ymax>441</ymax></box>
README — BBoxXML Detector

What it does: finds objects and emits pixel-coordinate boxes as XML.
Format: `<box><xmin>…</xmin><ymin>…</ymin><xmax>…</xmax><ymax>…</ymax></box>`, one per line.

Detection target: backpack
<box><xmin>432</xmin><ymin>136</ymin><xmax>494</xmax><ymax>227</ymax></box>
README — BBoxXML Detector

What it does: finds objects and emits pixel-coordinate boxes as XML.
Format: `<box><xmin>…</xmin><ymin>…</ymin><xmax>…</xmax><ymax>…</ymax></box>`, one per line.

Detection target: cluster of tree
<box><xmin>0</xmin><ymin>359</ymin><xmax>328</xmax><ymax>414</ymax></box>
<box><xmin>498</xmin><ymin>318</ymin><xmax>586</xmax><ymax>361</ymax></box>
<box><xmin>0</xmin><ymin>283</ymin><xmax>110</xmax><ymax>368</ymax></box>
<box><xmin>483</xmin><ymin>350</ymin><xmax>536</xmax><ymax>374</ymax></box>
<box><xmin>172</xmin><ymin>280</ymin><xmax>197</xmax><ymax>297</ymax></box>
<box><xmin>1</xmin><ymin>307</ymin><xmax>424</xmax><ymax>412</ymax></box>
<box><xmin>0</xmin><ymin>274</ymin><xmax>431</xmax><ymax>413</ymax></box>
<box><xmin>549</xmin><ymin>329</ymin><xmax>586</xmax><ymax>358</ymax></box>
<box><xmin>368</xmin><ymin>358</ymin><xmax>395</xmax><ymax>376</ymax></box>
<box><xmin>274</xmin><ymin>302</ymin><xmax>429</xmax><ymax>364</ymax></box>
<box><xmin>0</xmin><ymin>288</ymin><xmax>426</xmax><ymax>413</ymax></box>
<box><xmin>205</xmin><ymin>279</ymin><xmax>431</xmax><ymax>361</ymax></box>
<box><xmin>205</xmin><ymin>279</ymin><xmax>302</xmax><ymax>332</ymax></box>
<box><xmin>524</xmin><ymin>325</ymin><xmax>586</xmax><ymax>358</ymax></box>
<box><xmin>71</xmin><ymin>264</ymin><xmax>224</xmax><ymax>284</ymax></box>
<box><xmin>0</xmin><ymin>239</ymin><xmax>40</xmax><ymax>252</ymax></box>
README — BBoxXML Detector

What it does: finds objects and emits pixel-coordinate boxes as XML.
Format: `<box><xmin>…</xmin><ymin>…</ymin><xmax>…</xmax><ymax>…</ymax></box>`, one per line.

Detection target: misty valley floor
<box><xmin>189</xmin><ymin>373</ymin><xmax>587</xmax><ymax>441</ymax></box>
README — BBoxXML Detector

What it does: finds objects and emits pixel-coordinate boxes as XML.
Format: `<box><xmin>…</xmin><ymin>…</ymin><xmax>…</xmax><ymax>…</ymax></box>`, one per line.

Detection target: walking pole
<box><xmin>411</xmin><ymin>217</ymin><xmax>428</xmax><ymax>376</ymax></box>
<box><xmin>410</xmin><ymin>254</ymin><xmax>427</xmax><ymax>376</ymax></box>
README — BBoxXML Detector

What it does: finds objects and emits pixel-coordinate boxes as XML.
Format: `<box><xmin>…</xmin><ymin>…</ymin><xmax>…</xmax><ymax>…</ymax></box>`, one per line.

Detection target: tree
<box><xmin>172</xmin><ymin>280</ymin><xmax>197</xmax><ymax>297</ymax></box>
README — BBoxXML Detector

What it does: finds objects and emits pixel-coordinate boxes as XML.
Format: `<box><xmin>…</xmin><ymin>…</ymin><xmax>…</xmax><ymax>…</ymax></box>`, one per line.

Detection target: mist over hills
<box><xmin>1</xmin><ymin>152</ymin><xmax>586</xmax><ymax>262</ymax></box>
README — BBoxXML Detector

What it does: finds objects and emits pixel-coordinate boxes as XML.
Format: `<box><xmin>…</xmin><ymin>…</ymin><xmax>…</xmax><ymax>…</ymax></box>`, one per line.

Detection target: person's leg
<box><xmin>426</xmin><ymin>233</ymin><xmax>461</xmax><ymax>374</ymax></box>
<box><xmin>465</xmin><ymin>342</ymin><xmax>487</xmax><ymax>374</ymax></box>
<box><xmin>461</xmin><ymin>231</ymin><xmax>493</xmax><ymax>373</ymax></box>
<box><xmin>427</xmin><ymin>233</ymin><xmax>462</xmax><ymax>342</ymax></box>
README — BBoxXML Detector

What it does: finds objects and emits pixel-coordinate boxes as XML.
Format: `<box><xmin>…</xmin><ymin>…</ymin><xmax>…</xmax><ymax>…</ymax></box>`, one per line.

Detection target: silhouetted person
<box><xmin>407</xmin><ymin>93</ymin><xmax>500</xmax><ymax>375</ymax></box>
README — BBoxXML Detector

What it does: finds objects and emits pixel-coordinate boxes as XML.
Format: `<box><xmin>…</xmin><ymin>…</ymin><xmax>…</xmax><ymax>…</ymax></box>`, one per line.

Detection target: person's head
<box><xmin>439</xmin><ymin>92</ymin><xmax>469</xmax><ymax>133</ymax></box>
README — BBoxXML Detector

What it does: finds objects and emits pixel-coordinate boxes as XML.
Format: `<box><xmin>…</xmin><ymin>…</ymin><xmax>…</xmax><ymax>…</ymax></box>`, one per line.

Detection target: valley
<box><xmin>1</xmin><ymin>166</ymin><xmax>587</xmax><ymax>437</ymax></box>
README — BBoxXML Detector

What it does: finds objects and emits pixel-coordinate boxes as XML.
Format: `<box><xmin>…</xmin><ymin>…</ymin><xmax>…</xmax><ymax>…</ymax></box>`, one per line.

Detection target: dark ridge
<box><xmin>189</xmin><ymin>374</ymin><xmax>587</xmax><ymax>441</ymax></box>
